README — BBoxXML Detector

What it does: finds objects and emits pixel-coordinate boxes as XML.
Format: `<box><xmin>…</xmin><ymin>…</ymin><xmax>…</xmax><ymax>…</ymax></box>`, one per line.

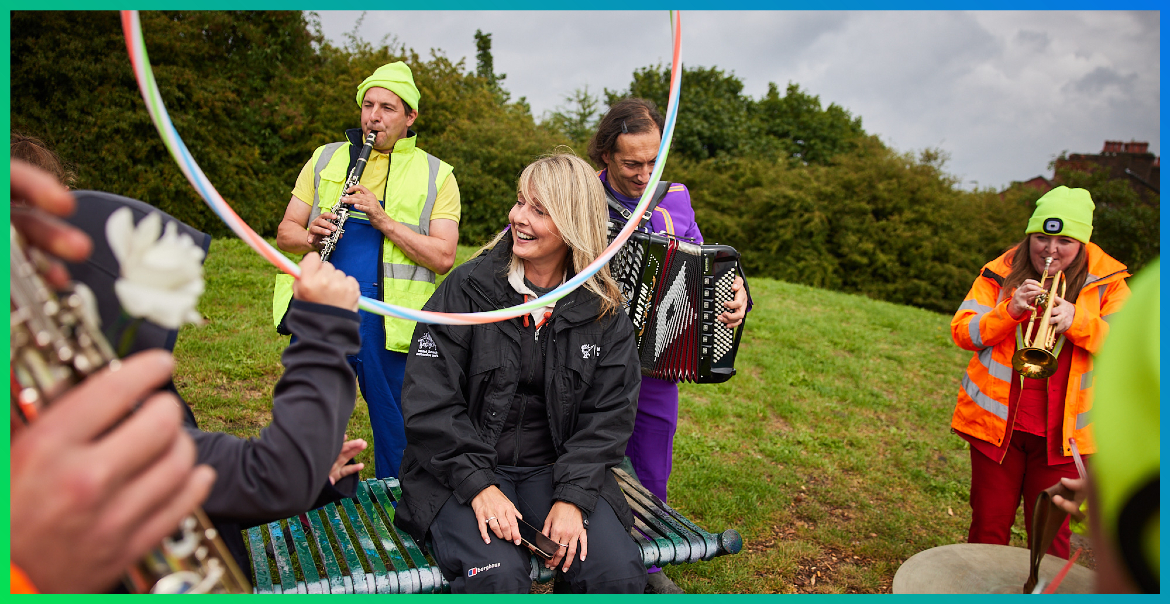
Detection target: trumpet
<box><xmin>1011</xmin><ymin>257</ymin><xmax>1067</xmax><ymax>379</ymax></box>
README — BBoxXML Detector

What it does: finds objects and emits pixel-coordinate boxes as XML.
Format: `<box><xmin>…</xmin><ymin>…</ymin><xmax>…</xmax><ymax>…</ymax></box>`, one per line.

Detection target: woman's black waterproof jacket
<box><xmin>394</xmin><ymin>236</ymin><xmax>642</xmax><ymax>544</ymax></box>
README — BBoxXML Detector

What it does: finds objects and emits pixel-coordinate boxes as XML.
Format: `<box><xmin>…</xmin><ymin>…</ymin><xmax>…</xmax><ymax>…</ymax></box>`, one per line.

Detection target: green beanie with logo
<box><xmin>1025</xmin><ymin>186</ymin><xmax>1095</xmax><ymax>243</ymax></box>
<box><xmin>355</xmin><ymin>62</ymin><xmax>420</xmax><ymax>113</ymax></box>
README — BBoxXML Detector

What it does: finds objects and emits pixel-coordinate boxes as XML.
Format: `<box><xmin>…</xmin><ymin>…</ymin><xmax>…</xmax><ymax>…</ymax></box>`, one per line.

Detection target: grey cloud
<box><xmin>1065</xmin><ymin>66</ymin><xmax>1140</xmax><ymax>95</ymax></box>
<box><xmin>1015</xmin><ymin>29</ymin><xmax>1050</xmax><ymax>51</ymax></box>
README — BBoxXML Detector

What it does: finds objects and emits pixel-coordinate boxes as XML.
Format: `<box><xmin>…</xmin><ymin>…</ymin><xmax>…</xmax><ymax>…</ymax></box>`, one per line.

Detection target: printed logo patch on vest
<box><xmin>416</xmin><ymin>332</ymin><xmax>439</xmax><ymax>358</ymax></box>
<box><xmin>1043</xmin><ymin>217</ymin><xmax>1064</xmax><ymax>234</ymax></box>
<box><xmin>467</xmin><ymin>562</ymin><xmax>501</xmax><ymax>578</ymax></box>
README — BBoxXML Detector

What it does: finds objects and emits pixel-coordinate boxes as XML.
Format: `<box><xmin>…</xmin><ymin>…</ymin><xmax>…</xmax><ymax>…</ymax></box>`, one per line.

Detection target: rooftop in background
<box><xmin>1006</xmin><ymin>140</ymin><xmax>1160</xmax><ymax>198</ymax></box>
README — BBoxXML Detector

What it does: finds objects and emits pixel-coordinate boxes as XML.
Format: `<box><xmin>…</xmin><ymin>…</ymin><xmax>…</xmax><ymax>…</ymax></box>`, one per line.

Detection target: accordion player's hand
<box><xmin>718</xmin><ymin>276</ymin><xmax>748</xmax><ymax>329</ymax></box>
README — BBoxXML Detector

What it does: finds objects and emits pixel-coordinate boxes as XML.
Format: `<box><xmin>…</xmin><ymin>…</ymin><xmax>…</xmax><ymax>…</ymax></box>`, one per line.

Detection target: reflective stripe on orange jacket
<box><xmin>950</xmin><ymin>242</ymin><xmax>1130</xmax><ymax>459</ymax></box>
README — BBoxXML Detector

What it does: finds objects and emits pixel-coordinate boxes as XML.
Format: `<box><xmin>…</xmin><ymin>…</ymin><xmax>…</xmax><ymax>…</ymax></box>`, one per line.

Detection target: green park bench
<box><xmin>245</xmin><ymin>463</ymin><xmax>743</xmax><ymax>593</ymax></box>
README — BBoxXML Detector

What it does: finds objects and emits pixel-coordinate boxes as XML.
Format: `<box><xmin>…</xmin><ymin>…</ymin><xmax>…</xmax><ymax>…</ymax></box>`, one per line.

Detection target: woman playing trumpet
<box><xmin>950</xmin><ymin>186</ymin><xmax>1130</xmax><ymax>559</ymax></box>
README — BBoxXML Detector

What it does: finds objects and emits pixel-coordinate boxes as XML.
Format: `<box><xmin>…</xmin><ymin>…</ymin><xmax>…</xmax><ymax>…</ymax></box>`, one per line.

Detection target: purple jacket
<box><xmin>599</xmin><ymin>170</ymin><xmax>702</xmax><ymax>242</ymax></box>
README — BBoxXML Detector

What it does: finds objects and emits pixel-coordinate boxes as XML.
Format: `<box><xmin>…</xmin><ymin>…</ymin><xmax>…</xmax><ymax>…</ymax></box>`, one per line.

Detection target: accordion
<box><xmin>608</xmin><ymin>222</ymin><xmax>744</xmax><ymax>383</ymax></box>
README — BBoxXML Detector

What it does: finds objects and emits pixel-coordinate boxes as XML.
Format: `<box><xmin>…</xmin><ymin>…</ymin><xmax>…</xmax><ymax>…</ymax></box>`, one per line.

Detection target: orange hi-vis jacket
<box><xmin>950</xmin><ymin>242</ymin><xmax>1129</xmax><ymax>462</ymax></box>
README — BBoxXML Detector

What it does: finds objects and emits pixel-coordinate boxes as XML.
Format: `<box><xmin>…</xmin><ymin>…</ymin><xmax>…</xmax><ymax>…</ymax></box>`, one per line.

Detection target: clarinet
<box><xmin>9</xmin><ymin>226</ymin><xmax>251</xmax><ymax>594</ymax></box>
<box><xmin>319</xmin><ymin>131</ymin><xmax>378</xmax><ymax>262</ymax></box>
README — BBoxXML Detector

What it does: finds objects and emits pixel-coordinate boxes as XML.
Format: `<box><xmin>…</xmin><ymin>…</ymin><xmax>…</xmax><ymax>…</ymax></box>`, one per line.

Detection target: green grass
<box><xmin>174</xmin><ymin>237</ymin><xmax>1031</xmax><ymax>593</ymax></box>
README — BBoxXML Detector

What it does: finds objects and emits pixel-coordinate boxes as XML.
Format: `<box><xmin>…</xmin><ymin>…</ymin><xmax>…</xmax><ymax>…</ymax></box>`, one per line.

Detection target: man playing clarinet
<box><xmin>588</xmin><ymin>97</ymin><xmax>749</xmax><ymax>593</ymax></box>
<box><xmin>274</xmin><ymin>62</ymin><xmax>460</xmax><ymax>480</ymax></box>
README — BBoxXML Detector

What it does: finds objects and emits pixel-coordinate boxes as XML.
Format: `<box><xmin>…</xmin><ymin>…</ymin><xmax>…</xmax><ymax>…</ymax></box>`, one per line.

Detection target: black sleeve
<box><xmin>194</xmin><ymin>299</ymin><xmax>361</xmax><ymax>522</ymax></box>
<box><xmin>400</xmin><ymin>272</ymin><xmax>500</xmax><ymax>505</ymax></box>
<box><xmin>552</xmin><ymin>314</ymin><xmax>641</xmax><ymax>515</ymax></box>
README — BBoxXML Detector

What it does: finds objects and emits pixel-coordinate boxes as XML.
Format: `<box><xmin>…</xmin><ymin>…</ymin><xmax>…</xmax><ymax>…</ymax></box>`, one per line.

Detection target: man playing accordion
<box><xmin>588</xmin><ymin>98</ymin><xmax>750</xmax><ymax>594</ymax></box>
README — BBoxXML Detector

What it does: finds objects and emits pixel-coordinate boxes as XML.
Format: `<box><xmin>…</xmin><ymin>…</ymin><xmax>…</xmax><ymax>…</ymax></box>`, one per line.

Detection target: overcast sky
<box><xmin>314</xmin><ymin>10</ymin><xmax>1159</xmax><ymax>191</ymax></box>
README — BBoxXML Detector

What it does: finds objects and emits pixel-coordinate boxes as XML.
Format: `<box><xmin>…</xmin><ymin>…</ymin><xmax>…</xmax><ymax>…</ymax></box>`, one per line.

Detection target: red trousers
<box><xmin>968</xmin><ymin>431</ymin><xmax>1077</xmax><ymax>559</ymax></box>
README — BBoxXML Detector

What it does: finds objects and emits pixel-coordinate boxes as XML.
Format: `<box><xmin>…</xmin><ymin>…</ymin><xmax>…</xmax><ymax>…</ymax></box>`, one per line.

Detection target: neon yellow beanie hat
<box><xmin>1025</xmin><ymin>186</ymin><xmax>1095</xmax><ymax>243</ymax></box>
<box><xmin>356</xmin><ymin>62</ymin><xmax>421</xmax><ymax>113</ymax></box>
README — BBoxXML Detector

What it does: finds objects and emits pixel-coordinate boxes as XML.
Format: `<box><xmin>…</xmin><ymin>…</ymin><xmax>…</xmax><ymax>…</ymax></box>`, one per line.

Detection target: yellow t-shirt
<box><xmin>291</xmin><ymin>148</ymin><xmax>460</xmax><ymax>223</ymax></box>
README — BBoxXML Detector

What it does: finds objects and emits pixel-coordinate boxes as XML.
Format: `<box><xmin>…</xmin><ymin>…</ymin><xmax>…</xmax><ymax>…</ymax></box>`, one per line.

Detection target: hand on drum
<box><xmin>542</xmin><ymin>501</ymin><xmax>586</xmax><ymax>572</ymax></box>
<box><xmin>718</xmin><ymin>275</ymin><xmax>747</xmax><ymax>329</ymax></box>
<box><xmin>471</xmin><ymin>485</ymin><xmax>523</xmax><ymax>546</ymax></box>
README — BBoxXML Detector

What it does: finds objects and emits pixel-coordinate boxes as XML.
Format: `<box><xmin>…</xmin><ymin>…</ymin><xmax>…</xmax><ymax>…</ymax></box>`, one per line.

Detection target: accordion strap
<box><xmin>606</xmin><ymin>181</ymin><xmax>670</xmax><ymax>229</ymax></box>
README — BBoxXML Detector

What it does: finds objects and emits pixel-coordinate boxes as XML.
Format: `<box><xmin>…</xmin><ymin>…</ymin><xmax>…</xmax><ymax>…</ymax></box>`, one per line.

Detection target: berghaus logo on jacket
<box><xmin>467</xmin><ymin>562</ymin><xmax>501</xmax><ymax>578</ymax></box>
<box><xmin>416</xmin><ymin>332</ymin><xmax>439</xmax><ymax>358</ymax></box>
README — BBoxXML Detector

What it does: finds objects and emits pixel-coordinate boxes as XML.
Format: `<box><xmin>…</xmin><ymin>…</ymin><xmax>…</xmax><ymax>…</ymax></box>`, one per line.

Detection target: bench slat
<box><xmin>246</xmin><ymin>525</ymin><xmax>275</xmax><ymax>593</ymax></box>
<box><xmin>322</xmin><ymin>503</ymin><xmax>367</xmax><ymax>593</ymax></box>
<box><xmin>305</xmin><ymin>507</ymin><xmax>348</xmax><ymax>593</ymax></box>
<box><xmin>365</xmin><ymin>481</ymin><xmax>411</xmax><ymax>571</ymax></box>
<box><xmin>340</xmin><ymin>497</ymin><xmax>388</xmax><ymax>575</ymax></box>
<box><xmin>286</xmin><ymin>515</ymin><xmax>325</xmax><ymax>593</ymax></box>
<box><xmin>267</xmin><ymin>520</ymin><xmax>300</xmax><ymax>592</ymax></box>
<box><xmin>615</xmin><ymin>468</ymin><xmax>708</xmax><ymax>562</ymax></box>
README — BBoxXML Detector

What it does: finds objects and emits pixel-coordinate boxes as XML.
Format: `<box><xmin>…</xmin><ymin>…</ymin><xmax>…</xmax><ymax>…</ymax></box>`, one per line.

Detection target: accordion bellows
<box><xmin>608</xmin><ymin>224</ymin><xmax>744</xmax><ymax>383</ymax></box>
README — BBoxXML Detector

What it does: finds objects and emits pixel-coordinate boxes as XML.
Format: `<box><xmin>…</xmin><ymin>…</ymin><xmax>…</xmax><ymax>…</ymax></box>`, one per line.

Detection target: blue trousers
<box><xmin>351</xmin><ymin>302</ymin><xmax>408</xmax><ymax>479</ymax></box>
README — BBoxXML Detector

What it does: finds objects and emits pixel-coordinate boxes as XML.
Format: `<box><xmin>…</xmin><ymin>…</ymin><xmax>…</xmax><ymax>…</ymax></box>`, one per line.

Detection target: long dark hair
<box><xmin>999</xmin><ymin>234</ymin><xmax>1089</xmax><ymax>304</ymax></box>
<box><xmin>587</xmin><ymin>98</ymin><xmax>665</xmax><ymax>168</ymax></box>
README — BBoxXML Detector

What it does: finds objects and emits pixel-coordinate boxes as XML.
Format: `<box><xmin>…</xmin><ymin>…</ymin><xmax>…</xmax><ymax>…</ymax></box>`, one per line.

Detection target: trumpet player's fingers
<box><xmin>47</xmin><ymin>350</ymin><xmax>175</xmax><ymax>443</ymax></box>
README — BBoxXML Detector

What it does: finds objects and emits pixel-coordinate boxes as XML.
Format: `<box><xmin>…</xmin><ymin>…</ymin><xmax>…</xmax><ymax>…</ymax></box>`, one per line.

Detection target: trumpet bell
<box><xmin>1012</xmin><ymin>347</ymin><xmax>1058</xmax><ymax>379</ymax></box>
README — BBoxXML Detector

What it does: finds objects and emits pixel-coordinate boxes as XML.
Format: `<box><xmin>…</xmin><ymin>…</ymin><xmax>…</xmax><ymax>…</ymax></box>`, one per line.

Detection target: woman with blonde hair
<box><xmin>394</xmin><ymin>153</ymin><xmax>646</xmax><ymax>593</ymax></box>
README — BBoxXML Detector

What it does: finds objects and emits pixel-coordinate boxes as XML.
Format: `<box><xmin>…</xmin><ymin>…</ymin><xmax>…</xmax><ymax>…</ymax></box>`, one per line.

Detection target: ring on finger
<box><xmin>485</xmin><ymin>516</ymin><xmax>497</xmax><ymax>524</ymax></box>
<box><xmin>558</xmin><ymin>543</ymin><xmax>568</xmax><ymax>548</ymax></box>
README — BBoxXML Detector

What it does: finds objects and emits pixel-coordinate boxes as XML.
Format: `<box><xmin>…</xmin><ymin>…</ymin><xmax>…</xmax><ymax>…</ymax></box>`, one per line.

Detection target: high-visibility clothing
<box><xmin>950</xmin><ymin>242</ymin><xmax>1130</xmax><ymax>461</ymax></box>
<box><xmin>273</xmin><ymin>132</ymin><xmax>453</xmax><ymax>352</ymax></box>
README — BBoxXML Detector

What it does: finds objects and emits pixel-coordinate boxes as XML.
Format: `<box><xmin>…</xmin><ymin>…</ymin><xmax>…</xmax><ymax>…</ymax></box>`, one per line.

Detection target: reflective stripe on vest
<box><xmin>962</xmin><ymin>373</ymin><xmax>1008</xmax><ymax>420</ymax></box>
<box><xmin>384</xmin><ymin>262</ymin><xmax>435</xmax><ymax>284</ymax></box>
<box><xmin>308</xmin><ymin>142</ymin><xmax>348</xmax><ymax>225</ymax></box>
<box><xmin>1076</xmin><ymin>409</ymin><xmax>1092</xmax><ymax>431</ymax></box>
<box><xmin>968</xmin><ymin>310</ymin><xmax>989</xmax><ymax>349</ymax></box>
<box><xmin>978</xmin><ymin>347</ymin><xmax>1013</xmax><ymax>382</ymax></box>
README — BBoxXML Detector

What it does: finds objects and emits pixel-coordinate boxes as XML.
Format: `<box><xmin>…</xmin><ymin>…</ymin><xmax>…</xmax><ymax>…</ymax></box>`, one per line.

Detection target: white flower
<box><xmin>106</xmin><ymin>207</ymin><xmax>206</xmax><ymax>329</ymax></box>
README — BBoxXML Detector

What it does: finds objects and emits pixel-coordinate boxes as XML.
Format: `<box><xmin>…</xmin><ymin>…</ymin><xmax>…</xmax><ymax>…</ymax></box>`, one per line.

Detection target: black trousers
<box><xmin>428</xmin><ymin>465</ymin><xmax>647</xmax><ymax>594</ymax></box>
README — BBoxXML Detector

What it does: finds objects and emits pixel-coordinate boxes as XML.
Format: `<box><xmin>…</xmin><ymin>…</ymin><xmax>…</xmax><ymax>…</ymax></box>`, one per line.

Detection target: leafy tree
<box><xmin>474</xmin><ymin>29</ymin><xmax>508</xmax><ymax>103</ymax></box>
<box><xmin>611</xmin><ymin>64</ymin><xmax>756</xmax><ymax>161</ymax></box>
<box><xmin>755</xmin><ymin>82</ymin><xmax>865</xmax><ymax>165</ymax></box>
<box><xmin>542</xmin><ymin>86</ymin><xmax>602</xmax><ymax>147</ymax></box>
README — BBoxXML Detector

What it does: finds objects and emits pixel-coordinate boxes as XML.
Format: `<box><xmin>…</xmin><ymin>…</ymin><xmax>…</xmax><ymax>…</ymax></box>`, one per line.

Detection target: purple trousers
<box><xmin>625</xmin><ymin>377</ymin><xmax>679</xmax><ymax>502</ymax></box>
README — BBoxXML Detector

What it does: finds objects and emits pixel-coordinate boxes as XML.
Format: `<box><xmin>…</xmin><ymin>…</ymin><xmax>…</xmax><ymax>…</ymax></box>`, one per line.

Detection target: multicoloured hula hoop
<box><xmin>120</xmin><ymin>10</ymin><xmax>683</xmax><ymax>326</ymax></box>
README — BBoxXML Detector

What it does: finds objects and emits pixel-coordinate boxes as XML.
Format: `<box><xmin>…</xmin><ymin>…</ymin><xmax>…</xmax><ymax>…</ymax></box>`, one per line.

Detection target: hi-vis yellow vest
<box><xmin>273</xmin><ymin>134</ymin><xmax>453</xmax><ymax>352</ymax></box>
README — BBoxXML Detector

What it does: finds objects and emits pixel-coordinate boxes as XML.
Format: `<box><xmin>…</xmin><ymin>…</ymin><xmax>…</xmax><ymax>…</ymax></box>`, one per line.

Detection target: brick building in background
<box><xmin>1007</xmin><ymin>140</ymin><xmax>1160</xmax><ymax>198</ymax></box>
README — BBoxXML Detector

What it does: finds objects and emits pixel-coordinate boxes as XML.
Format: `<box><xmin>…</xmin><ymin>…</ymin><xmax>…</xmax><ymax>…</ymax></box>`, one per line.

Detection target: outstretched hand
<box><xmin>329</xmin><ymin>437</ymin><xmax>367</xmax><ymax>484</ymax></box>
